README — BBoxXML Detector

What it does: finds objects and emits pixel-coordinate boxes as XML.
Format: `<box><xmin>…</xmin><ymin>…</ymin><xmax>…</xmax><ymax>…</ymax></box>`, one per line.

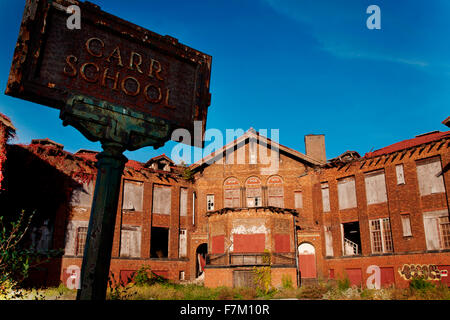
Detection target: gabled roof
<box><xmin>364</xmin><ymin>131</ymin><xmax>450</xmax><ymax>159</ymax></box>
<box><xmin>443</xmin><ymin>117</ymin><xmax>450</xmax><ymax>128</ymax></box>
<box><xmin>145</xmin><ymin>154</ymin><xmax>174</xmax><ymax>167</ymax></box>
<box><xmin>190</xmin><ymin>128</ymin><xmax>325</xmax><ymax>170</ymax></box>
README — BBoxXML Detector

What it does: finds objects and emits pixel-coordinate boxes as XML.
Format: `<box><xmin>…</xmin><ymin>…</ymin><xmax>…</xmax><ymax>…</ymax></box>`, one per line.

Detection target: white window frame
<box><xmin>369</xmin><ymin>218</ymin><xmax>393</xmax><ymax>254</ymax></box>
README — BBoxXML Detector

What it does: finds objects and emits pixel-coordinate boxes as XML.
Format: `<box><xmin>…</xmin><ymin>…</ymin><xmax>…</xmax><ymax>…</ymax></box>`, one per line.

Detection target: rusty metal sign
<box><xmin>6</xmin><ymin>0</ymin><xmax>212</xmax><ymax>147</ymax></box>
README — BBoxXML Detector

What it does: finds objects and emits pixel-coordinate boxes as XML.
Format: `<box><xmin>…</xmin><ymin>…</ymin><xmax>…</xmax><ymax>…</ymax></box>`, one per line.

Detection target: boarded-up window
<box><xmin>233</xmin><ymin>234</ymin><xmax>265</xmax><ymax>253</ymax></box>
<box><xmin>120</xmin><ymin>225</ymin><xmax>141</xmax><ymax>258</ymax></box>
<box><xmin>364</xmin><ymin>170</ymin><xmax>387</xmax><ymax>205</ymax></box>
<box><xmin>246</xmin><ymin>177</ymin><xmax>262</xmax><ymax>207</ymax></box>
<box><xmin>396</xmin><ymin>164</ymin><xmax>405</xmax><ymax>185</ymax></box>
<box><xmin>207</xmin><ymin>194</ymin><xmax>215</xmax><ymax>211</ymax></box>
<box><xmin>346</xmin><ymin>268</ymin><xmax>362</xmax><ymax>286</ymax></box>
<box><xmin>423</xmin><ymin>210</ymin><xmax>450</xmax><ymax>250</ymax></box>
<box><xmin>321</xmin><ymin>183</ymin><xmax>330</xmax><ymax>212</ymax></box>
<box><xmin>381</xmin><ymin>267</ymin><xmax>395</xmax><ymax>287</ymax></box>
<box><xmin>294</xmin><ymin>191</ymin><xmax>303</xmax><ymax>209</ymax></box>
<box><xmin>64</xmin><ymin>220</ymin><xmax>88</xmax><ymax>256</ymax></box>
<box><xmin>122</xmin><ymin>181</ymin><xmax>143</xmax><ymax>211</ymax></box>
<box><xmin>180</xmin><ymin>188</ymin><xmax>188</xmax><ymax>217</ymax></box>
<box><xmin>268</xmin><ymin>176</ymin><xmax>284</xmax><ymax>207</ymax></box>
<box><xmin>71</xmin><ymin>181</ymin><xmax>94</xmax><ymax>207</ymax></box>
<box><xmin>274</xmin><ymin>234</ymin><xmax>290</xmax><ymax>253</ymax></box>
<box><xmin>179</xmin><ymin>229</ymin><xmax>187</xmax><ymax>258</ymax></box>
<box><xmin>224</xmin><ymin>177</ymin><xmax>240</xmax><ymax>208</ymax></box>
<box><xmin>152</xmin><ymin>185</ymin><xmax>171</xmax><ymax>215</ymax></box>
<box><xmin>324</xmin><ymin>226</ymin><xmax>334</xmax><ymax>256</ymax></box>
<box><xmin>233</xmin><ymin>270</ymin><xmax>256</xmax><ymax>288</ymax></box>
<box><xmin>337</xmin><ymin>177</ymin><xmax>357</xmax><ymax>210</ymax></box>
<box><xmin>416</xmin><ymin>157</ymin><xmax>445</xmax><ymax>195</ymax></box>
<box><xmin>401</xmin><ymin>215</ymin><xmax>412</xmax><ymax>237</ymax></box>
<box><xmin>211</xmin><ymin>235</ymin><xmax>225</xmax><ymax>254</ymax></box>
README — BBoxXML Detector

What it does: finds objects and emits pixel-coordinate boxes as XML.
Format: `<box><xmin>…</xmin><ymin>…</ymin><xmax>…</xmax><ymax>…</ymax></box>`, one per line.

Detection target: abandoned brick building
<box><xmin>1</xmin><ymin>112</ymin><xmax>449</xmax><ymax>289</ymax></box>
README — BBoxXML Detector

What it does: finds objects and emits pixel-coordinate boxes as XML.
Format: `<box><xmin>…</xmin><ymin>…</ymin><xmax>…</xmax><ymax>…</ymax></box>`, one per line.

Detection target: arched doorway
<box><xmin>196</xmin><ymin>243</ymin><xmax>207</xmax><ymax>278</ymax></box>
<box><xmin>298</xmin><ymin>243</ymin><xmax>316</xmax><ymax>279</ymax></box>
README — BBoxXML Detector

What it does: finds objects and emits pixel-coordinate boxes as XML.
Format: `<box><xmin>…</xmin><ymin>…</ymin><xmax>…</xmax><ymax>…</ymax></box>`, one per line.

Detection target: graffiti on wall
<box><xmin>398</xmin><ymin>264</ymin><xmax>443</xmax><ymax>281</ymax></box>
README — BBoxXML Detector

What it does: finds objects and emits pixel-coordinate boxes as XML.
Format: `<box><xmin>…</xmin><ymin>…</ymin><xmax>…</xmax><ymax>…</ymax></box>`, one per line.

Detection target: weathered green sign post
<box><xmin>6</xmin><ymin>0</ymin><xmax>212</xmax><ymax>300</ymax></box>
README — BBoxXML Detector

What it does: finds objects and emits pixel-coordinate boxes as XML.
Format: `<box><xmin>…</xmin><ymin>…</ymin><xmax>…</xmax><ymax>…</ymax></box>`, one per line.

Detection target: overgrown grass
<box><xmin>4</xmin><ymin>278</ymin><xmax>450</xmax><ymax>300</ymax></box>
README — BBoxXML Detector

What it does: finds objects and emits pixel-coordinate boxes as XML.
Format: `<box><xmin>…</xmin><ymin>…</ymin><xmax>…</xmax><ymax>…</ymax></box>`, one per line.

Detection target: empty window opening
<box><xmin>341</xmin><ymin>222</ymin><xmax>361</xmax><ymax>256</ymax></box>
<box><xmin>150</xmin><ymin>227</ymin><xmax>169</xmax><ymax>258</ymax></box>
<box><xmin>196</xmin><ymin>243</ymin><xmax>207</xmax><ymax>278</ymax></box>
<box><xmin>369</xmin><ymin>218</ymin><xmax>393</xmax><ymax>254</ymax></box>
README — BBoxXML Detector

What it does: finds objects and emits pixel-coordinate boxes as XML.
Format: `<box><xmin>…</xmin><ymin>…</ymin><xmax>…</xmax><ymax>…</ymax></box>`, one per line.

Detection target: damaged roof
<box><xmin>364</xmin><ymin>130</ymin><xmax>450</xmax><ymax>159</ymax></box>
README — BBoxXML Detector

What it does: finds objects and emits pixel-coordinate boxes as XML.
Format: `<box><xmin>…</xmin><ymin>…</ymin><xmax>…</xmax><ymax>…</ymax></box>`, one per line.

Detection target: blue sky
<box><xmin>0</xmin><ymin>0</ymin><xmax>448</xmax><ymax>163</ymax></box>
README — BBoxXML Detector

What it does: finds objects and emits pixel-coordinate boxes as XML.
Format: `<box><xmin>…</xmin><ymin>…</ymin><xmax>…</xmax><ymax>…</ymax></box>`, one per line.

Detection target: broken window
<box><xmin>337</xmin><ymin>177</ymin><xmax>357</xmax><ymax>210</ymax></box>
<box><xmin>180</xmin><ymin>188</ymin><xmax>188</xmax><ymax>217</ymax></box>
<box><xmin>122</xmin><ymin>180</ymin><xmax>143</xmax><ymax>211</ymax></box>
<box><xmin>152</xmin><ymin>185</ymin><xmax>171</xmax><ymax>215</ymax></box>
<box><xmin>267</xmin><ymin>176</ymin><xmax>284</xmax><ymax>207</ymax></box>
<box><xmin>207</xmin><ymin>194</ymin><xmax>215</xmax><ymax>211</ymax></box>
<box><xmin>364</xmin><ymin>170</ymin><xmax>387</xmax><ymax>205</ymax></box>
<box><xmin>294</xmin><ymin>191</ymin><xmax>303</xmax><ymax>209</ymax></box>
<box><xmin>179</xmin><ymin>229</ymin><xmax>187</xmax><ymax>258</ymax></box>
<box><xmin>423</xmin><ymin>210</ymin><xmax>450</xmax><ymax>250</ymax></box>
<box><xmin>396</xmin><ymin>164</ymin><xmax>405</xmax><ymax>185</ymax></box>
<box><xmin>76</xmin><ymin>227</ymin><xmax>88</xmax><ymax>257</ymax></box>
<box><xmin>324</xmin><ymin>226</ymin><xmax>334</xmax><ymax>256</ymax></box>
<box><xmin>246</xmin><ymin>177</ymin><xmax>262</xmax><ymax>208</ymax></box>
<box><xmin>416</xmin><ymin>157</ymin><xmax>445</xmax><ymax>195</ymax></box>
<box><xmin>120</xmin><ymin>225</ymin><xmax>141</xmax><ymax>258</ymax></box>
<box><xmin>150</xmin><ymin>227</ymin><xmax>169</xmax><ymax>258</ymax></box>
<box><xmin>224</xmin><ymin>177</ymin><xmax>240</xmax><ymax>208</ymax></box>
<box><xmin>401</xmin><ymin>214</ymin><xmax>412</xmax><ymax>237</ymax></box>
<box><xmin>369</xmin><ymin>218</ymin><xmax>393</xmax><ymax>254</ymax></box>
<box><xmin>341</xmin><ymin>221</ymin><xmax>361</xmax><ymax>256</ymax></box>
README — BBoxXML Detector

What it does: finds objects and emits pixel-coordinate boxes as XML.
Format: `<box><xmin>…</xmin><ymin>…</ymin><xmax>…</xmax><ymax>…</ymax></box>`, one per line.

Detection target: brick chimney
<box><xmin>304</xmin><ymin>134</ymin><xmax>326</xmax><ymax>163</ymax></box>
